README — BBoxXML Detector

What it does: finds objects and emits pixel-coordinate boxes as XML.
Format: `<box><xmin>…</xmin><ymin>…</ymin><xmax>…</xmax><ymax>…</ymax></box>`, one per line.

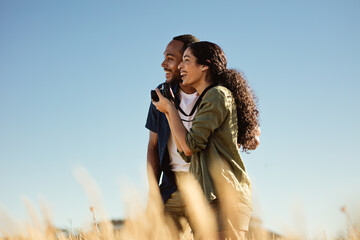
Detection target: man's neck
<box><xmin>179</xmin><ymin>83</ymin><xmax>197</xmax><ymax>94</ymax></box>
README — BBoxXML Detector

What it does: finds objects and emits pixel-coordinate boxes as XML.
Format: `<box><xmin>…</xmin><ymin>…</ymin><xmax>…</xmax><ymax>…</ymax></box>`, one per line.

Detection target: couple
<box><xmin>146</xmin><ymin>35</ymin><xmax>260</xmax><ymax>239</ymax></box>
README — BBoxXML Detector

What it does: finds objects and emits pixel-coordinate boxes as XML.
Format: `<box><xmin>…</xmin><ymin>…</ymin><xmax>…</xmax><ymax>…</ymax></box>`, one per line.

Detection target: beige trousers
<box><xmin>164</xmin><ymin>172</ymin><xmax>251</xmax><ymax>235</ymax></box>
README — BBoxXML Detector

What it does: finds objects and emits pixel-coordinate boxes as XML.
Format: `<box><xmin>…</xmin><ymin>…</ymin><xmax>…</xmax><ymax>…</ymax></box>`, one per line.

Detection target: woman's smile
<box><xmin>180</xmin><ymin>71</ymin><xmax>187</xmax><ymax>81</ymax></box>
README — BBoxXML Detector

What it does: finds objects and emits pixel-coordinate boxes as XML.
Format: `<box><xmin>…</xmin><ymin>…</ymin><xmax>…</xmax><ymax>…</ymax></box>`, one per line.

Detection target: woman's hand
<box><xmin>152</xmin><ymin>88</ymin><xmax>175</xmax><ymax>114</ymax></box>
<box><xmin>152</xmin><ymin>87</ymin><xmax>192</xmax><ymax>156</ymax></box>
<box><xmin>247</xmin><ymin>126</ymin><xmax>261</xmax><ymax>150</ymax></box>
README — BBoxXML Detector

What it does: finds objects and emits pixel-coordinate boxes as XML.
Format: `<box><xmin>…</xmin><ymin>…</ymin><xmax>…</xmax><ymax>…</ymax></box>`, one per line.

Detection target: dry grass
<box><xmin>0</xmin><ymin>167</ymin><xmax>358</xmax><ymax>240</ymax></box>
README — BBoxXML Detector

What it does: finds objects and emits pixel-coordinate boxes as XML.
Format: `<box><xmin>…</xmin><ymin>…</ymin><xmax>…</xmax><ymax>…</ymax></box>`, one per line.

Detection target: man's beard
<box><xmin>167</xmin><ymin>73</ymin><xmax>182</xmax><ymax>84</ymax></box>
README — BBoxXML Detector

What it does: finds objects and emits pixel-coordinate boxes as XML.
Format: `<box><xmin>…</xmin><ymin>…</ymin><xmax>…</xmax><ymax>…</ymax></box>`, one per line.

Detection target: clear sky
<box><xmin>1</xmin><ymin>0</ymin><xmax>359</xmax><ymax>238</ymax></box>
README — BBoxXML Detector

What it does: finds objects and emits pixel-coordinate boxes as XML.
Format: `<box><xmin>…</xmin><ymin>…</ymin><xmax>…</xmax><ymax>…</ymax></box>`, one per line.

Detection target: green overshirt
<box><xmin>179</xmin><ymin>86</ymin><xmax>252</xmax><ymax>209</ymax></box>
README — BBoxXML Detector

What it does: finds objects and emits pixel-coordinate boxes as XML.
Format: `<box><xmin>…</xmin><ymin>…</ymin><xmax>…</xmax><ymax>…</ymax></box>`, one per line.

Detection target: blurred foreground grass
<box><xmin>0</xmin><ymin>167</ymin><xmax>358</xmax><ymax>240</ymax></box>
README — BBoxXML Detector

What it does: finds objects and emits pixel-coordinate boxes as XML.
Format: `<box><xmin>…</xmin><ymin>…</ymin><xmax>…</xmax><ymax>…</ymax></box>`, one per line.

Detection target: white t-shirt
<box><xmin>167</xmin><ymin>89</ymin><xmax>199</xmax><ymax>172</ymax></box>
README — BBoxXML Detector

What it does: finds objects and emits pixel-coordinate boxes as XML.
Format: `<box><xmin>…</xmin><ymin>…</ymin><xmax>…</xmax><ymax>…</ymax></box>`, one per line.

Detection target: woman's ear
<box><xmin>202</xmin><ymin>65</ymin><xmax>209</xmax><ymax>71</ymax></box>
<box><xmin>202</xmin><ymin>59</ymin><xmax>211</xmax><ymax>72</ymax></box>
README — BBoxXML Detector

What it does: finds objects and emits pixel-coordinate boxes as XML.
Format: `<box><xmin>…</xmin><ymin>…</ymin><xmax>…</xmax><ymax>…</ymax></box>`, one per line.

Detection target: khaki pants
<box><xmin>164</xmin><ymin>172</ymin><xmax>189</xmax><ymax>231</ymax></box>
<box><xmin>164</xmin><ymin>172</ymin><xmax>251</xmax><ymax>235</ymax></box>
<box><xmin>210</xmin><ymin>198</ymin><xmax>252</xmax><ymax>232</ymax></box>
<box><xmin>164</xmin><ymin>189</ymin><xmax>188</xmax><ymax>231</ymax></box>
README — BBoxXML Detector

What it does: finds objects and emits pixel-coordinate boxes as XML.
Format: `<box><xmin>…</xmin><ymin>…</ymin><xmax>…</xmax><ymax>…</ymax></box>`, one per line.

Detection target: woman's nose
<box><xmin>178</xmin><ymin>61</ymin><xmax>183</xmax><ymax>69</ymax></box>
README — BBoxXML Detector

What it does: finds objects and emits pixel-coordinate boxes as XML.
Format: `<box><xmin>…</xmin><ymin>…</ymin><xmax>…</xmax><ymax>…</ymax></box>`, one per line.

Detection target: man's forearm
<box><xmin>147</xmin><ymin>145</ymin><xmax>161</xmax><ymax>183</ymax></box>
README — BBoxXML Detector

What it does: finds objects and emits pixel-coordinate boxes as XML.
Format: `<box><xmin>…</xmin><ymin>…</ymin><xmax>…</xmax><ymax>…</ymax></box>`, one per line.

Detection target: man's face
<box><xmin>161</xmin><ymin>40</ymin><xmax>184</xmax><ymax>83</ymax></box>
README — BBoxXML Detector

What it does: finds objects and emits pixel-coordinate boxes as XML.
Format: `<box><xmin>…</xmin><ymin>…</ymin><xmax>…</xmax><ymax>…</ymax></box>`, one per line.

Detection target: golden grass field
<box><xmin>0</xmin><ymin>167</ymin><xmax>359</xmax><ymax>240</ymax></box>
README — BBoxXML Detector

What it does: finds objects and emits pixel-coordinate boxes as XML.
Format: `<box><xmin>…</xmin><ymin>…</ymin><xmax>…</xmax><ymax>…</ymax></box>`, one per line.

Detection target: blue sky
<box><xmin>1</xmin><ymin>0</ymin><xmax>359</xmax><ymax>237</ymax></box>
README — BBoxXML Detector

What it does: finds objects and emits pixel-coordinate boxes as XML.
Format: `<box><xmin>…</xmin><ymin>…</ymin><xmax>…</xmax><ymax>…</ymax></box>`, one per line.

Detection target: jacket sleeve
<box><xmin>185</xmin><ymin>88</ymin><xmax>229</xmax><ymax>155</ymax></box>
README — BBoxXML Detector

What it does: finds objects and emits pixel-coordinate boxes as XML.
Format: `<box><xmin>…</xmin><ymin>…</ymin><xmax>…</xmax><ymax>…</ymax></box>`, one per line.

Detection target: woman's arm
<box><xmin>166</xmin><ymin>105</ymin><xmax>193</xmax><ymax>156</ymax></box>
<box><xmin>164</xmin><ymin>113</ymin><xmax>183</xmax><ymax>153</ymax></box>
<box><xmin>152</xmin><ymin>88</ymin><xmax>193</xmax><ymax>156</ymax></box>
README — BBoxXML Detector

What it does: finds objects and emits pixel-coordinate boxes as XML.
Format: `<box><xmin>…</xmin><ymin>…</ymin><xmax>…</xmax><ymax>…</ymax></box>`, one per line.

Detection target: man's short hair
<box><xmin>173</xmin><ymin>34</ymin><xmax>199</xmax><ymax>53</ymax></box>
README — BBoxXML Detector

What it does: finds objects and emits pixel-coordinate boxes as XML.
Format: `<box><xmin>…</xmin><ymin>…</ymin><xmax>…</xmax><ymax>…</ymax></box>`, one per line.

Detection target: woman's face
<box><xmin>178</xmin><ymin>48</ymin><xmax>207</xmax><ymax>87</ymax></box>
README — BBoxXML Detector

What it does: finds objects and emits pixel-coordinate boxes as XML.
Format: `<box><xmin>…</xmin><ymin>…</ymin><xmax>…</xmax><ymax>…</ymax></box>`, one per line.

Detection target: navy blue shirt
<box><xmin>145</xmin><ymin>83</ymin><xmax>179</xmax><ymax>203</ymax></box>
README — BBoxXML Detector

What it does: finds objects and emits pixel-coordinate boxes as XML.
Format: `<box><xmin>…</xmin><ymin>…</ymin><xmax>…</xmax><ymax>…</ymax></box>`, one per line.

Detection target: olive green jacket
<box><xmin>179</xmin><ymin>86</ymin><xmax>252</xmax><ymax>209</ymax></box>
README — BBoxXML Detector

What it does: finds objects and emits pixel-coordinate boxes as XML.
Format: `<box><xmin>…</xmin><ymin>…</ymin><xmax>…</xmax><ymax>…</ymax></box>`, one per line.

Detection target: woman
<box><xmin>153</xmin><ymin>41</ymin><xmax>259</xmax><ymax>238</ymax></box>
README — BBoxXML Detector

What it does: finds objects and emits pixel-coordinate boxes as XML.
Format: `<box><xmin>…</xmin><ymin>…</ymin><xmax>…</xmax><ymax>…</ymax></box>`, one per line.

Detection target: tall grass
<box><xmin>0</xmin><ymin>167</ymin><xmax>358</xmax><ymax>240</ymax></box>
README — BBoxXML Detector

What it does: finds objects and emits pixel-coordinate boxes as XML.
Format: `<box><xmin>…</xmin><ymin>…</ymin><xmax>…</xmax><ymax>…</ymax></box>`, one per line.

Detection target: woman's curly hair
<box><xmin>188</xmin><ymin>41</ymin><xmax>259</xmax><ymax>151</ymax></box>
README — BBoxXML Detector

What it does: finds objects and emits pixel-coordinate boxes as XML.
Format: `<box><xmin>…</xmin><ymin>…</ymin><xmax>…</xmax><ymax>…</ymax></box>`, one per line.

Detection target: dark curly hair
<box><xmin>188</xmin><ymin>41</ymin><xmax>259</xmax><ymax>151</ymax></box>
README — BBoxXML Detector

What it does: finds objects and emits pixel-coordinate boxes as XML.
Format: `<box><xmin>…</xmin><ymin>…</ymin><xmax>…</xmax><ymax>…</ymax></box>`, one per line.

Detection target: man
<box><xmin>145</xmin><ymin>34</ymin><xmax>199</xmax><ymax>229</ymax></box>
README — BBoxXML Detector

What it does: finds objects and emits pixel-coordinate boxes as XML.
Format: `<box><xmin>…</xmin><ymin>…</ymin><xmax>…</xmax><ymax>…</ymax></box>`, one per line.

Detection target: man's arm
<box><xmin>147</xmin><ymin>130</ymin><xmax>161</xmax><ymax>184</ymax></box>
